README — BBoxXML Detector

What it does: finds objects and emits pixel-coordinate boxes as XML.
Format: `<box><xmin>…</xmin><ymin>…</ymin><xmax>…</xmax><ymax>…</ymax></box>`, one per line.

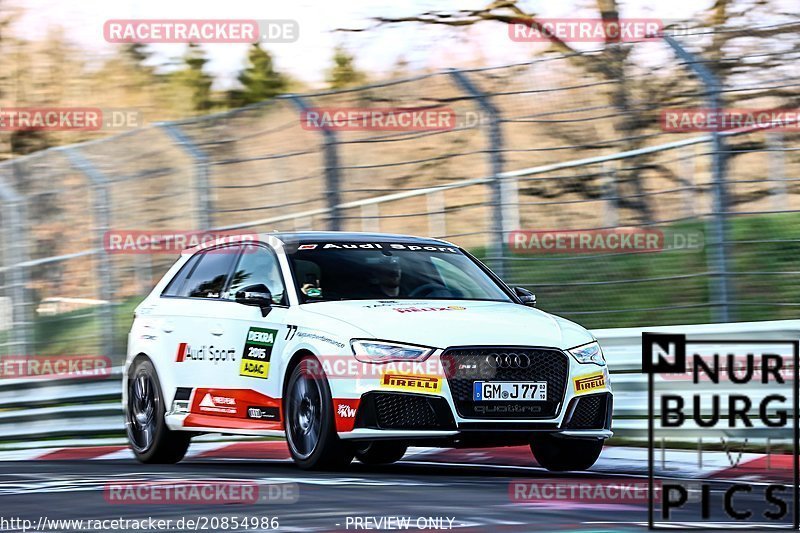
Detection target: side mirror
<box><xmin>514</xmin><ymin>287</ymin><xmax>536</xmax><ymax>307</ymax></box>
<box><xmin>235</xmin><ymin>284</ymin><xmax>273</xmax><ymax>317</ymax></box>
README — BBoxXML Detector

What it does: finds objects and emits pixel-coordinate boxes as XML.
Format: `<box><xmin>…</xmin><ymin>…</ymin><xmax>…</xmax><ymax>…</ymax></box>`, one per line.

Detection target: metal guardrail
<box><xmin>0</xmin><ymin>320</ymin><xmax>797</xmax><ymax>446</ymax></box>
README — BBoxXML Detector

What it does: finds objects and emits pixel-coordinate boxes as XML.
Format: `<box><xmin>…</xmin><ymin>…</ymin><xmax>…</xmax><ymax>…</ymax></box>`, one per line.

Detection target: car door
<box><xmin>159</xmin><ymin>245</ymin><xmax>242</xmax><ymax>397</ymax></box>
<box><xmin>217</xmin><ymin>243</ymin><xmax>291</xmax><ymax>423</ymax></box>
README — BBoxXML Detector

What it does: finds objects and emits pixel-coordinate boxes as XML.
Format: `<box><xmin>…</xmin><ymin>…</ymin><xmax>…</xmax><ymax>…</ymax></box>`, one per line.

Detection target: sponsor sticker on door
<box><xmin>239</xmin><ymin>327</ymin><xmax>277</xmax><ymax>379</ymax></box>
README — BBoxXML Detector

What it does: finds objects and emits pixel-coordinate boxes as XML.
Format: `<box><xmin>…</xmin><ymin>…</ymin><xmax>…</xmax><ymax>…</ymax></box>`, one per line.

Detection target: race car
<box><xmin>124</xmin><ymin>232</ymin><xmax>612</xmax><ymax>470</ymax></box>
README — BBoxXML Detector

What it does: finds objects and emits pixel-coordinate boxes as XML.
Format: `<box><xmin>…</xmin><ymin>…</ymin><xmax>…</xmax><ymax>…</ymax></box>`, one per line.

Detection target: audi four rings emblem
<box><xmin>486</xmin><ymin>353</ymin><xmax>531</xmax><ymax>368</ymax></box>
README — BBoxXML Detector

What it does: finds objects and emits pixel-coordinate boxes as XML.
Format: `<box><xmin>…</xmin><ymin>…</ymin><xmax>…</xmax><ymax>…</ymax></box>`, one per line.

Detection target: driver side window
<box><xmin>227</xmin><ymin>247</ymin><xmax>286</xmax><ymax>305</ymax></box>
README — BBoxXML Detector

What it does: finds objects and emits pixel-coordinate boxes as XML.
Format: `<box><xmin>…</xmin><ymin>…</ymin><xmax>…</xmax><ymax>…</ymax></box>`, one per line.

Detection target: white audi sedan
<box><xmin>124</xmin><ymin>232</ymin><xmax>612</xmax><ymax>470</ymax></box>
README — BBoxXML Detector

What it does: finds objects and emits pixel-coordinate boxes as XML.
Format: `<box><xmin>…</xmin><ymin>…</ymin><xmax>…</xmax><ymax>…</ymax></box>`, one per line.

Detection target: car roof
<box><xmin>265</xmin><ymin>231</ymin><xmax>456</xmax><ymax>247</ymax></box>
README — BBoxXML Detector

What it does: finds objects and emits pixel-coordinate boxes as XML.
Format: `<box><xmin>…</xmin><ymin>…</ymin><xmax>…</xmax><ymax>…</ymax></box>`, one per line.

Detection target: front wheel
<box><xmin>125</xmin><ymin>357</ymin><xmax>191</xmax><ymax>464</ymax></box>
<box><xmin>355</xmin><ymin>441</ymin><xmax>408</xmax><ymax>465</ymax></box>
<box><xmin>530</xmin><ymin>434</ymin><xmax>603</xmax><ymax>471</ymax></box>
<box><xmin>284</xmin><ymin>356</ymin><xmax>354</xmax><ymax>470</ymax></box>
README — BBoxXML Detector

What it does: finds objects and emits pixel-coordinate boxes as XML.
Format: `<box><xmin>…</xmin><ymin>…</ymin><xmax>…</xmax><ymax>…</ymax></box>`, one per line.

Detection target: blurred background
<box><xmin>0</xmin><ymin>0</ymin><xmax>798</xmax><ymax>365</ymax></box>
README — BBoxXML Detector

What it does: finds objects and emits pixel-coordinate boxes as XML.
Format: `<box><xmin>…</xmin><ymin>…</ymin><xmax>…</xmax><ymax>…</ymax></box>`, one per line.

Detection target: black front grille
<box><xmin>442</xmin><ymin>347</ymin><xmax>569</xmax><ymax>419</ymax></box>
<box><xmin>354</xmin><ymin>392</ymin><xmax>456</xmax><ymax>430</ymax></box>
<box><xmin>565</xmin><ymin>393</ymin><xmax>611</xmax><ymax>429</ymax></box>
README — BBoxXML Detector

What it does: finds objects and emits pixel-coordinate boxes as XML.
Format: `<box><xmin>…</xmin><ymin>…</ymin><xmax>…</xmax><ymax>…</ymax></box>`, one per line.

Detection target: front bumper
<box><xmin>332</xmin><ymin>346</ymin><xmax>613</xmax><ymax>441</ymax></box>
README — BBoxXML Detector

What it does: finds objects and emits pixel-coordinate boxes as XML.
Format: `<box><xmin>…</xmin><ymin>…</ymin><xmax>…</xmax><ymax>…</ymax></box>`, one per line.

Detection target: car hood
<box><xmin>300</xmin><ymin>299</ymin><xmax>593</xmax><ymax>350</ymax></box>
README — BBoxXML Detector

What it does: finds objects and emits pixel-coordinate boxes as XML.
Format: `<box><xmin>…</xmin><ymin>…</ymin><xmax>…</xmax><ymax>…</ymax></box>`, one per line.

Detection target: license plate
<box><xmin>473</xmin><ymin>381</ymin><xmax>547</xmax><ymax>401</ymax></box>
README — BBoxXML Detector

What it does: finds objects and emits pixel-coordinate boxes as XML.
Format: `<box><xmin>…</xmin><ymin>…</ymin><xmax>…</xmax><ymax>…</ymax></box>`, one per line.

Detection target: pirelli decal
<box><xmin>239</xmin><ymin>327</ymin><xmax>277</xmax><ymax>379</ymax></box>
<box><xmin>573</xmin><ymin>372</ymin><xmax>606</xmax><ymax>394</ymax></box>
<box><xmin>381</xmin><ymin>373</ymin><xmax>442</xmax><ymax>394</ymax></box>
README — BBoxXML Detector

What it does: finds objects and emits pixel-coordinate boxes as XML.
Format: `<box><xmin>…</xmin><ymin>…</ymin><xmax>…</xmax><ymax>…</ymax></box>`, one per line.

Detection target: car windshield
<box><xmin>287</xmin><ymin>241</ymin><xmax>513</xmax><ymax>303</ymax></box>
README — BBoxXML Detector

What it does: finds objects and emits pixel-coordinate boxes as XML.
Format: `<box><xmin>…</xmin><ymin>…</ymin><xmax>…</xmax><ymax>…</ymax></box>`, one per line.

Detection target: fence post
<box><xmin>767</xmin><ymin>131</ymin><xmax>787</xmax><ymax>211</ymax></box>
<box><xmin>450</xmin><ymin>69</ymin><xmax>514</xmax><ymax>279</ymax></box>
<box><xmin>63</xmin><ymin>148</ymin><xmax>116</xmax><ymax>357</ymax></box>
<box><xmin>160</xmin><ymin>123</ymin><xmax>213</xmax><ymax>230</ymax></box>
<box><xmin>287</xmin><ymin>95</ymin><xmax>342</xmax><ymax>231</ymax></box>
<box><xmin>360</xmin><ymin>203</ymin><xmax>379</xmax><ymax>233</ymax></box>
<box><xmin>663</xmin><ymin>36</ymin><xmax>731</xmax><ymax>322</ymax></box>
<box><xmin>0</xmin><ymin>171</ymin><xmax>30</xmax><ymax>356</ymax></box>
<box><xmin>427</xmin><ymin>190</ymin><xmax>447</xmax><ymax>238</ymax></box>
<box><xmin>602</xmin><ymin>161</ymin><xmax>619</xmax><ymax>227</ymax></box>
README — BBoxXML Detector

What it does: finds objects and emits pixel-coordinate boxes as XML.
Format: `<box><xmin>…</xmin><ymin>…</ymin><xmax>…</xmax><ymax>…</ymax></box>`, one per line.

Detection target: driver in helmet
<box><xmin>366</xmin><ymin>254</ymin><xmax>402</xmax><ymax>298</ymax></box>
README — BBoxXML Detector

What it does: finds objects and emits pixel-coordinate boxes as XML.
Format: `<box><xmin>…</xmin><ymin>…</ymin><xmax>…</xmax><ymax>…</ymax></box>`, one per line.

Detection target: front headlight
<box><xmin>351</xmin><ymin>340</ymin><xmax>434</xmax><ymax>363</ymax></box>
<box><xmin>568</xmin><ymin>341</ymin><xmax>606</xmax><ymax>366</ymax></box>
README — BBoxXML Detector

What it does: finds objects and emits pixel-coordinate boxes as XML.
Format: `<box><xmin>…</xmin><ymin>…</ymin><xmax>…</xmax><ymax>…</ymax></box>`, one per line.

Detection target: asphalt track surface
<box><xmin>0</xmin><ymin>452</ymin><xmax>788</xmax><ymax>532</ymax></box>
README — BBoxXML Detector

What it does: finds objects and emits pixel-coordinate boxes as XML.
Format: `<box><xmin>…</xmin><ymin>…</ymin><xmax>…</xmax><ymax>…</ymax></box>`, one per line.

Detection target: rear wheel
<box><xmin>125</xmin><ymin>357</ymin><xmax>191</xmax><ymax>464</ymax></box>
<box><xmin>285</xmin><ymin>356</ymin><xmax>354</xmax><ymax>470</ymax></box>
<box><xmin>355</xmin><ymin>441</ymin><xmax>408</xmax><ymax>465</ymax></box>
<box><xmin>530</xmin><ymin>434</ymin><xmax>603</xmax><ymax>471</ymax></box>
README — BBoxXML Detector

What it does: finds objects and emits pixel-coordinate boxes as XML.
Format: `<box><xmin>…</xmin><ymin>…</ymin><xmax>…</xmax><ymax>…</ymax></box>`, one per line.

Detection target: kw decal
<box><xmin>333</xmin><ymin>398</ymin><xmax>360</xmax><ymax>432</ymax></box>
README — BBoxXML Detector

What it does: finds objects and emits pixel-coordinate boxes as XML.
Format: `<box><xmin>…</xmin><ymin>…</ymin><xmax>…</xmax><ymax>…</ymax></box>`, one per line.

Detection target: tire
<box><xmin>284</xmin><ymin>356</ymin><xmax>354</xmax><ymax>470</ymax></box>
<box><xmin>530</xmin><ymin>434</ymin><xmax>604</xmax><ymax>471</ymax></box>
<box><xmin>355</xmin><ymin>441</ymin><xmax>408</xmax><ymax>465</ymax></box>
<box><xmin>125</xmin><ymin>357</ymin><xmax>191</xmax><ymax>464</ymax></box>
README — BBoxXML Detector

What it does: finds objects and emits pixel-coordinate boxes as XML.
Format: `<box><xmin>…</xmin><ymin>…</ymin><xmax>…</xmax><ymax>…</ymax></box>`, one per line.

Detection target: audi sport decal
<box><xmin>296</xmin><ymin>242</ymin><xmax>458</xmax><ymax>253</ymax></box>
<box><xmin>239</xmin><ymin>327</ymin><xmax>277</xmax><ymax>379</ymax></box>
<box><xmin>573</xmin><ymin>372</ymin><xmax>606</xmax><ymax>394</ymax></box>
<box><xmin>380</xmin><ymin>373</ymin><xmax>442</xmax><ymax>394</ymax></box>
<box><xmin>176</xmin><ymin>343</ymin><xmax>236</xmax><ymax>363</ymax></box>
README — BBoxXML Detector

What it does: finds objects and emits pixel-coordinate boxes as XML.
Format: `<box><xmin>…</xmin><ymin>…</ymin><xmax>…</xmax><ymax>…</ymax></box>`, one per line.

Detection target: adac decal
<box><xmin>176</xmin><ymin>343</ymin><xmax>236</xmax><ymax>363</ymax></box>
<box><xmin>380</xmin><ymin>373</ymin><xmax>442</xmax><ymax>394</ymax></box>
<box><xmin>573</xmin><ymin>372</ymin><xmax>606</xmax><ymax>394</ymax></box>
<box><xmin>239</xmin><ymin>327</ymin><xmax>277</xmax><ymax>379</ymax></box>
<box><xmin>333</xmin><ymin>398</ymin><xmax>360</xmax><ymax>432</ymax></box>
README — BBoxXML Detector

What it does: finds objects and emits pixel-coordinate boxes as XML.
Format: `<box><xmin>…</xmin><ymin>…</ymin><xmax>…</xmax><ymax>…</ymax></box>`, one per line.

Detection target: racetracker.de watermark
<box><xmin>0</xmin><ymin>355</ymin><xmax>111</xmax><ymax>379</ymax></box>
<box><xmin>300</xmin><ymin>107</ymin><xmax>456</xmax><ymax>132</ymax></box>
<box><xmin>0</xmin><ymin>108</ymin><xmax>141</xmax><ymax>131</ymax></box>
<box><xmin>104</xmin><ymin>480</ymin><xmax>298</xmax><ymax>504</ymax></box>
<box><xmin>103</xmin><ymin>231</ymin><xmax>259</xmax><ymax>254</ymax></box>
<box><xmin>301</xmin><ymin>356</ymin><xmax>445</xmax><ymax>380</ymax></box>
<box><xmin>510</xmin><ymin>478</ymin><xmax>663</xmax><ymax>504</ymax></box>
<box><xmin>104</xmin><ymin>19</ymin><xmax>298</xmax><ymax>44</ymax></box>
<box><xmin>662</xmin><ymin>108</ymin><xmax>800</xmax><ymax>132</ymax></box>
<box><xmin>508</xmin><ymin>228</ymin><xmax>703</xmax><ymax>254</ymax></box>
<box><xmin>509</xmin><ymin>18</ymin><xmax>664</xmax><ymax>42</ymax></box>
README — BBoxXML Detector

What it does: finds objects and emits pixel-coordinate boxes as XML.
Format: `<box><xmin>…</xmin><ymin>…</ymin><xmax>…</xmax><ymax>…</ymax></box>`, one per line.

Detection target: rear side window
<box><xmin>162</xmin><ymin>254</ymin><xmax>200</xmax><ymax>296</ymax></box>
<box><xmin>164</xmin><ymin>248</ymin><xmax>239</xmax><ymax>299</ymax></box>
